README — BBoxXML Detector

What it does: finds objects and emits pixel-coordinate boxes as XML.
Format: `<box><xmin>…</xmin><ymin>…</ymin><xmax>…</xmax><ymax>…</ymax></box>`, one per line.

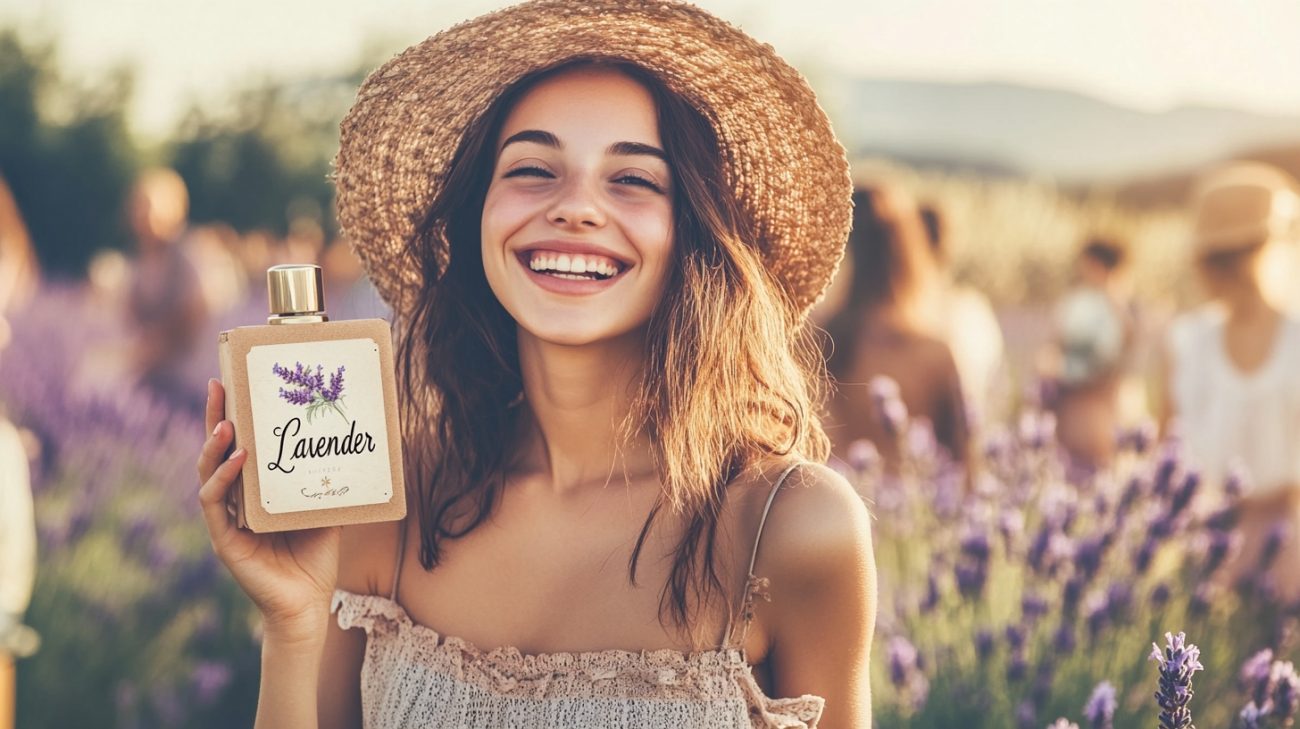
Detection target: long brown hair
<box><xmin>396</xmin><ymin>59</ymin><xmax>830</xmax><ymax>637</ymax></box>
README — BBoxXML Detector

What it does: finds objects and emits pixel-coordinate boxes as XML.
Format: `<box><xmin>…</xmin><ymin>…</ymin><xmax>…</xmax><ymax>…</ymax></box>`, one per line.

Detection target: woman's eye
<box><xmin>503</xmin><ymin>165</ymin><xmax>554</xmax><ymax>179</ymax></box>
<box><xmin>613</xmin><ymin>174</ymin><xmax>663</xmax><ymax>193</ymax></box>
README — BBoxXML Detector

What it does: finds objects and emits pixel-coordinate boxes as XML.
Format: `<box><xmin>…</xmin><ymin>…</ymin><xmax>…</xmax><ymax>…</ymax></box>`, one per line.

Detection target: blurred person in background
<box><xmin>1163</xmin><ymin>162</ymin><xmax>1300</xmax><ymax>598</ymax></box>
<box><xmin>124</xmin><ymin>167</ymin><xmax>209</xmax><ymax>411</ymax></box>
<box><xmin>825</xmin><ymin>185</ymin><xmax>970</xmax><ymax>473</ymax></box>
<box><xmin>1046</xmin><ymin>236</ymin><xmax>1135</xmax><ymax>470</ymax></box>
<box><xmin>918</xmin><ymin>200</ymin><xmax>1006</xmax><ymax>428</ymax></box>
<box><xmin>0</xmin><ymin>171</ymin><xmax>39</xmax><ymax>729</ymax></box>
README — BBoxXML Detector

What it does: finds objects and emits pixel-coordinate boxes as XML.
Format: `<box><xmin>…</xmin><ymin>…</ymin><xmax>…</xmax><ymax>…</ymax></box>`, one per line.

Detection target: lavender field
<box><xmin>3</xmin><ymin>280</ymin><xmax>1299</xmax><ymax>729</ymax></box>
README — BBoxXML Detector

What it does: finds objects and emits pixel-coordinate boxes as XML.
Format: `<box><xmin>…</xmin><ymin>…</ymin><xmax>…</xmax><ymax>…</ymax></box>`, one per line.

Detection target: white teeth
<box><xmin>526</xmin><ymin>250</ymin><xmax>622</xmax><ymax>279</ymax></box>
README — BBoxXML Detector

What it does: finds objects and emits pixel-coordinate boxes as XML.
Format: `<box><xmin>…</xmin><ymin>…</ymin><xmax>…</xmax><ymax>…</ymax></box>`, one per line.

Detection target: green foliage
<box><xmin>0</xmin><ymin>29</ymin><xmax>137</xmax><ymax>276</ymax></box>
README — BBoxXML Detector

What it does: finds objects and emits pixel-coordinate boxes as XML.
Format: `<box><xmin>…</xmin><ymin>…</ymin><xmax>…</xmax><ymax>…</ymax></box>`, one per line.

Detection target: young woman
<box><xmin>1164</xmin><ymin>161</ymin><xmax>1300</xmax><ymax>600</ymax></box>
<box><xmin>196</xmin><ymin>2</ymin><xmax>876</xmax><ymax>727</ymax></box>
<box><xmin>823</xmin><ymin>183</ymin><xmax>970</xmax><ymax>473</ymax></box>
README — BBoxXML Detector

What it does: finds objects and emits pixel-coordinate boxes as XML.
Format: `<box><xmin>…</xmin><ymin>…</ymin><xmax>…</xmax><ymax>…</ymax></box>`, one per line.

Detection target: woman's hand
<box><xmin>197</xmin><ymin>379</ymin><xmax>341</xmax><ymax>644</ymax></box>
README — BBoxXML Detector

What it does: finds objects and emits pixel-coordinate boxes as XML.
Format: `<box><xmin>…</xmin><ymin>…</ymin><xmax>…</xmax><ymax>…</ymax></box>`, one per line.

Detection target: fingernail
<box><xmin>229</xmin><ymin>448</ymin><xmax>245</xmax><ymax>461</ymax></box>
<box><xmin>208</xmin><ymin>377</ymin><xmax>218</xmax><ymax>393</ymax></box>
<box><xmin>212</xmin><ymin>421</ymin><xmax>223</xmax><ymax>437</ymax></box>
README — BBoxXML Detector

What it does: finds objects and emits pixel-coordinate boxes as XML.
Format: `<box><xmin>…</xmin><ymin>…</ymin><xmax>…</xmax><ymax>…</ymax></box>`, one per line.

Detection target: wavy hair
<box><xmin>396</xmin><ymin>59</ymin><xmax>830</xmax><ymax>637</ymax></box>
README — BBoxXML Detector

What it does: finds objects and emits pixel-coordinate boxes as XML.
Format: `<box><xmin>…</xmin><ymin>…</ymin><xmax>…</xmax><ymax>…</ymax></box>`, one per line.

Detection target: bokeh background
<box><xmin>2</xmin><ymin>1</ymin><xmax>1300</xmax><ymax>727</ymax></box>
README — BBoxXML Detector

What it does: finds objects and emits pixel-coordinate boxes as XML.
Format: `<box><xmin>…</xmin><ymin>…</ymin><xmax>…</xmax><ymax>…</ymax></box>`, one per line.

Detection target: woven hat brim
<box><xmin>333</xmin><ymin>0</ymin><xmax>851</xmax><ymax>318</ymax></box>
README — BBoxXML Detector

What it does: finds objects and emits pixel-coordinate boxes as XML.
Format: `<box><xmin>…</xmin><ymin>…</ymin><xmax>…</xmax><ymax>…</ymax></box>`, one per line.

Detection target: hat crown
<box><xmin>1191</xmin><ymin>162</ymin><xmax>1300</xmax><ymax>251</ymax></box>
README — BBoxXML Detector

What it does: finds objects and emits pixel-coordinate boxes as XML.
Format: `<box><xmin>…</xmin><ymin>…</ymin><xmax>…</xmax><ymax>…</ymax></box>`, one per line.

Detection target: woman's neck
<box><xmin>1221</xmin><ymin>280</ymin><xmax>1276</xmax><ymax>325</ymax></box>
<box><xmin>513</xmin><ymin>329</ymin><xmax>656</xmax><ymax>495</ymax></box>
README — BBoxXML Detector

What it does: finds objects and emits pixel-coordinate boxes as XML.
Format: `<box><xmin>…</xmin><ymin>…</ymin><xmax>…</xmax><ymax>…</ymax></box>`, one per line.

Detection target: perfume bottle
<box><xmin>218</xmin><ymin>264</ymin><xmax>405</xmax><ymax>533</ymax></box>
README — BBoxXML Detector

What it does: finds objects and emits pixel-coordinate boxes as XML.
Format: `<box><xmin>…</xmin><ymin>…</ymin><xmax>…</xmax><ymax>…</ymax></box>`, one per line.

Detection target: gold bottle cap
<box><xmin>267</xmin><ymin>264</ymin><xmax>325</xmax><ymax>318</ymax></box>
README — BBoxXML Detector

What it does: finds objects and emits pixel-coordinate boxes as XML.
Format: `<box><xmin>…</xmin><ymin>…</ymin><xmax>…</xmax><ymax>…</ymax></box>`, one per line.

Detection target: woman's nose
<box><xmin>546</xmin><ymin>176</ymin><xmax>606</xmax><ymax>229</ymax></box>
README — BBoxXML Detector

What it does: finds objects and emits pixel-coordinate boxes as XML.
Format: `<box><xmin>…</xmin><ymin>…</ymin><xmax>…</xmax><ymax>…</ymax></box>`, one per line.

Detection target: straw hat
<box><xmin>1190</xmin><ymin>162</ymin><xmax>1300</xmax><ymax>255</ymax></box>
<box><xmin>333</xmin><ymin>0</ymin><xmax>851</xmax><ymax>318</ymax></box>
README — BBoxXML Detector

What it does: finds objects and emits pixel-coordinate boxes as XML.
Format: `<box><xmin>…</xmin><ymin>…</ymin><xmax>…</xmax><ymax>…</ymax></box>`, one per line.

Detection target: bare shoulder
<box><xmin>336</xmin><ymin>517</ymin><xmax>404</xmax><ymax>596</ymax></box>
<box><xmin>757</xmin><ymin>461</ymin><xmax>875</xmax><ymax>589</ymax></box>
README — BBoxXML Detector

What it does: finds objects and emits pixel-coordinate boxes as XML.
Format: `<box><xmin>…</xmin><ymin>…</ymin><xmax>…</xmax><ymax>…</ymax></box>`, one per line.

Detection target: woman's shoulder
<box><xmin>745</xmin><ymin>459</ymin><xmax>874</xmax><ymax>588</ymax></box>
<box><xmin>336</xmin><ymin>516</ymin><xmax>405</xmax><ymax>597</ymax></box>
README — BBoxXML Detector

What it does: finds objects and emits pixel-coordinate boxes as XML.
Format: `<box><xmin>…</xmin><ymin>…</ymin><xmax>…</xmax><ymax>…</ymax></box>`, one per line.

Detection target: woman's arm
<box><xmin>198</xmin><ymin>380</ymin><xmax>352</xmax><ymax>729</ymax></box>
<box><xmin>759</xmin><ymin>462</ymin><xmax>877</xmax><ymax>729</ymax></box>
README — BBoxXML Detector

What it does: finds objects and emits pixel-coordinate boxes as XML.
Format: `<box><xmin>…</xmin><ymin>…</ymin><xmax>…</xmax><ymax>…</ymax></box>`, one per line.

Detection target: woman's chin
<box><xmin>515</xmin><ymin>317</ymin><xmax>642</xmax><ymax>350</ymax></box>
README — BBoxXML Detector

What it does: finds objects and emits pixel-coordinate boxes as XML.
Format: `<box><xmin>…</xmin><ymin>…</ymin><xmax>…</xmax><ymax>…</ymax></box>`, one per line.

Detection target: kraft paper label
<box><xmin>246</xmin><ymin>338</ymin><xmax>393</xmax><ymax>513</ymax></box>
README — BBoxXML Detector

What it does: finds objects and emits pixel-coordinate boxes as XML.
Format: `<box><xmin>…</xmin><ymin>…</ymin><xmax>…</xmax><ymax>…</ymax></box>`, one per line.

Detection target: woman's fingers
<box><xmin>197</xmin><ymin>419</ymin><xmax>233</xmax><ymax>482</ymax></box>
<box><xmin>204</xmin><ymin>378</ymin><xmax>225</xmax><ymax>439</ymax></box>
<box><xmin>199</xmin><ymin>446</ymin><xmax>246</xmax><ymax>547</ymax></box>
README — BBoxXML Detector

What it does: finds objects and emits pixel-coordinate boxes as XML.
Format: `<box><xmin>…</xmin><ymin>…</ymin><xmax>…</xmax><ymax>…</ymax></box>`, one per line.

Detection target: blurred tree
<box><xmin>0</xmin><ymin>29</ymin><xmax>138</xmax><ymax>277</ymax></box>
<box><xmin>168</xmin><ymin>70</ymin><xmax>365</xmax><ymax>238</ymax></box>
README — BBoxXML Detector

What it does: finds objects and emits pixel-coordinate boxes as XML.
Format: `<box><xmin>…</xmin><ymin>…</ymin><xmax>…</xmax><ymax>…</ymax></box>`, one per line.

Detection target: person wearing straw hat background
<box><xmin>1163</xmin><ymin>161</ymin><xmax>1300</xmax><ymax>600</ymax></box>
<box><xmin>196</xmin><ymin>1</ymin><xmax>876</xmax><ymax>727</ymax></box>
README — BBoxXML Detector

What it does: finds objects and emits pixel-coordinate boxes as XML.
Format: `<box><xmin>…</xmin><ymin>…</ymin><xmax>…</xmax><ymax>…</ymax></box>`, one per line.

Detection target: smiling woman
<box><xmin>195</xmin><ymin>2</ymin><xmax>874</xmax><ymax>728</ymax></box>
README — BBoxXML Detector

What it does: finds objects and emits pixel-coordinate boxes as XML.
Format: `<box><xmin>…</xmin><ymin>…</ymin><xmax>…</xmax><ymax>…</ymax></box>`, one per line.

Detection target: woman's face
<box><xmin>481</xmin><ymin>67</ymin><xmax>674</xmax><ymax>348</ymax></box>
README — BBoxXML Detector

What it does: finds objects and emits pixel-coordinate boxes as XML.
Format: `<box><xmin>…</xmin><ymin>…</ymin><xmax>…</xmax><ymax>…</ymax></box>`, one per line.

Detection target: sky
<box><xmin>5</xmin><ymin>0</ymin><xmax>1300</xmax><ymax>142</ymax></box>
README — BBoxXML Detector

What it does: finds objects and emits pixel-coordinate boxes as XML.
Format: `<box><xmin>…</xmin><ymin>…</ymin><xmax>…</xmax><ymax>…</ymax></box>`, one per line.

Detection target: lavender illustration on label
<box><xmin>273</xmin><ymin>362</ymin><xmax>347</xmax><ymax>423</ymax></box>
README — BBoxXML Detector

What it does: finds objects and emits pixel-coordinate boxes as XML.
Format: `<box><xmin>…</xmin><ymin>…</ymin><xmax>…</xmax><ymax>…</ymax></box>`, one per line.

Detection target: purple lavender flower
<box><xmin>1239</xmin><ymin>648</ymin><xmax>1274</xmax><ymax>703</ymax></box>
<box><xmin>191</xmin><ymin>661</ymin><xmax>233</xmax><ymax>705</ymax></box>
<box><xmin>1169</xmin><ymin>472</ymin><xmax>1200</xmax><ymax>518</ymax></box>
<box><xmin>1053</xmin><ymin>623</ymin><xmax>1077</xmax><ymax>654</ymax></box>
<box><xmin>1074</xmin><ymin>534</ymin><xmax>1107</xmax><ymax>581</ymax></box>
<box><xmin>1007</xmin><ymin>648</ymin><xmax>1029</xmax><ymax>682</ymax></box>
<box><xmin>920</xmin><ymin>573</ymin><xmax>940</xmax><ymax>613</ymax></box>
<box><xmin>1224</xmin><ymin>461</ymin><xmax>1249</xmax><ymax>499</ymax></box>
<box><xmin>1203</xmin><ymin>529</ymin><xmax>1235</xmax><ymax>575</ymax></box>
<box><xmin>1149</xmin><ymin>631</ymin><xmax>1204</xmax><ymax>729</ymax></box>
<box><xmin>1258</xmin><ymin>523</ymin><xmax>1289</xmax><ymax>572</ymax></box>
<box><xmin>1150</xmin><ymin>582</ymin><xmax>1172</xmax><ymax>607</ymax></box>
<box><xmin>1271</xmin><ymin>660</ymin><xmax>1299</xmax><ymax>724</ymax></box>
<box><xmin>1006</xmin><ymin>624</ymin><xmax>1027</xmax><ymax>650</ymax></box>
<box><xmin>1084</xmin><ymin>591</ymin><xmax>1109</xmax><ymax>637</ymax></box>
<box><xmin>870</xmin><ymin>376</ymin><xmax>908</xmax><ymax>437</ymax></box>
<box><xmin>274</xmin><ymin>361</ymin><xmax>348</xmax><ymax>421</ymax></box>
<box><xmin>1083</xmin><ymin>680</ymin><xmax>1117</xmax><ymax>729</ymax></box>
<box><xmin>954</xmin><ymin>561</ymin><xmax>987</xmax><ymax>598</ymax></box>
<box><xmin>886</xmin><ymin>635</ymin><xmax>929</xmax><ymax>708</ymax></box>
<box><xmin>1239</xmin><ymin>702</ymin><xmax>1267</xmax><ymax>729</ymax></box>
<box><xmin>960</xmin><ymin>531</ymin><xmax>992</xmax><ymax>561</ymax></box>
<box><xmin>1015</xmin><ymin>699</ymin><xmax>1037</xmax><ymax>729</ymax></box>
<box><xmin>846</xmin><ymin>438</ymin><xmax>880</xmax><ymax>473</ymax></box>
<box><xmin>1105</xmin><ymin>583</ymin><xmax>1134</xmax><ymax>620</ymax></box>
<box><xmin>323</xmin><ymin>364</ymin><xmax>346</xmax><ymax>402</ymax></box>
<box><xmin>279</xmin><ymin>386</ymin><xmax>313</xmax><ymax>405</ymax></box>
<box><xmin>887</xmin><ymin>635</ymin><xmax>920</xmax><ymax>689</ymax></box>
<box><xmin>1152</xmin><ymin>443</ymin><xmax>1181</xmax><ymax>497</ymax></box>
<box><xmin>1135</xmin><ymin>536</ymin><xmax>1158</xmax><ymax>575</ymax></box>
<box><xmin>1021</xmin><ymin>592</ymin><xmax>1050</xmax><ymax>623</ymax></box>
<box><xmin>975</xmin><ymin>629</ymin><xmax>995</xmax><ymax>661</ymax></box>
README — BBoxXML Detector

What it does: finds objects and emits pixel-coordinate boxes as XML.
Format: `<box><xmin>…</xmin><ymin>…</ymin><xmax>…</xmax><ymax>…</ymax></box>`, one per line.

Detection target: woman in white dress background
<box><xmin>1163</xmin><ymin>161</ymin><xmax>1300</xmax><ymax>598</ymax></box>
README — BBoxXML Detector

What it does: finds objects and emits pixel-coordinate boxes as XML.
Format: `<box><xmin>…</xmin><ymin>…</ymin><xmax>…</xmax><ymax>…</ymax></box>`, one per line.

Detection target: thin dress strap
<box><xmin>722</xmin><ymin>461</ymin><xmax>803</xmax><ymax>650</ymax></box>
<box><xmin>389</xmin><ymin>517</ymin><xmax>408</xmax><ymax>602</ymax></box>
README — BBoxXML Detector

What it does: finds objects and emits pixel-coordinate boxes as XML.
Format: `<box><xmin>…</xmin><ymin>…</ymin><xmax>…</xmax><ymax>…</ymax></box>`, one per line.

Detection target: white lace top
<box><xmin>331</xmin><ymin>463</ymin><xmax>825</xmax><ymax>728</ymax></box>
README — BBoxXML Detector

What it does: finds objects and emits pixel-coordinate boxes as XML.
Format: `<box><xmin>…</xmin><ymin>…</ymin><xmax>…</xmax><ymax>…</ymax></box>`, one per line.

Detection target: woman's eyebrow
<box><xmin>499</xmin><ymin>131</ymin><xmax>666</xmax><ymax>162</ymax></box>
<box><xmin>500</xmin><ymin>129</ymin><xmax>560</xmax><ymax>152</ymax></box>
<box><xmin>608</xmin><ymin>141</ymin><xmax>667</xmax><ymax>161</ymax></box>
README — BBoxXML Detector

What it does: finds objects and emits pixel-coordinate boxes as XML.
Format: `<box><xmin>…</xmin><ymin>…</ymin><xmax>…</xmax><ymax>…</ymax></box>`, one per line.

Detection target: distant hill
<box><xmin>1111</xmin><ymin>143</ymin><xmax>1300</xmax><ymax>209</ymax></box>
<box><xmin>836</xmin><ymin>77</ymin><xmax>1300</xmax><ymax>184</ymax></box>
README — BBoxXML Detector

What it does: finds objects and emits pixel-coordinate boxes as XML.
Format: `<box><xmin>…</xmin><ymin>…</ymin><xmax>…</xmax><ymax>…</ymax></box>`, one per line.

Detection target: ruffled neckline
<box><xmin>332</xmin><ymin>589</ymin><xmax>747</xmax><ymax>668</ymax></box>
<box><xmin>332</xmin><ymin>589</ymin><xmax>825</xmax><ymax>726</ymax></box>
